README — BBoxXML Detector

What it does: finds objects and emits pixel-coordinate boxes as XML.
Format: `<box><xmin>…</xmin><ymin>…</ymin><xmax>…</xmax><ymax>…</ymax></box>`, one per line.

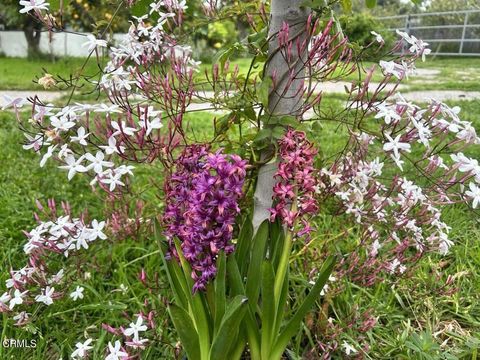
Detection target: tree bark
<box><xmin>23</xmin><ymin>17</ymin><xmax>42</xmax><ymax>58</ymax></box>
<box><xmin>252</xmin><ymin>0</ymin><xmax>310</xmax><ymax>231</ymax></box>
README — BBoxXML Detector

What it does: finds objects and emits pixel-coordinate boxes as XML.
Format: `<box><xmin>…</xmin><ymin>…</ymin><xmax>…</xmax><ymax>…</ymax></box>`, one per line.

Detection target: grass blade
<box><xmin>271</xmin><ymin>256</ymin><xmax>336</xmax><ymax>360</ymax></box>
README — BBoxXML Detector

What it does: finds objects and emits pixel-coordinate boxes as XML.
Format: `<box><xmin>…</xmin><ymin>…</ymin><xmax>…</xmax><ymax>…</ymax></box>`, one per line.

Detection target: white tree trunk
<box><xmin>252</xmin><ymin>0</ymin><xmax>310</xmax><ymax>231</ymax></box>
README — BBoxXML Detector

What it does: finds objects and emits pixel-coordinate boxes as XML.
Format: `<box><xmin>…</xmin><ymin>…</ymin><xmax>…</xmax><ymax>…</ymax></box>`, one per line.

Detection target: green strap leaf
<box><xmin>234</xmin><ymin>215</ymin><xmax>253</xmax><ymax>277</ymax></box>
<box><xmin>366</xmin><ymin>0</ymin><xmax>377</xmax><ymax>8</ymax></box>
<box><xmin>155</xmin><ymin>220</ymin><xmax>188</xmax><ymax>308</ymax></box>
<box><xmin>173</xmin><ymin>239</ymin><xmax>211</xmax><ymax>359</ymax></box>
<box><xmin>270</xmin><ymin>220</ymin><xmax>285</xmax><ymax>270</ymax></box>
<box><xmin>209</xmin><ymin>296</ymin><xmax>249</xmax><ymax>360</ymax></box>
<box><xmin>274</xmin><ymin>267</ymin><xmax>289</xmax><ymax>337</ymax></box>
<box><xmin>245</xmin><ymin>221</ymin><xmax>269</xmax><ymax>311</ymax></box>
<box><xmin>260</xmin><ymin>260</ymin><xmax>276</xmax><ymax>358</ymax></box>
<box><xmin>214</xmin><ymin>252</ymin><xmax>227</xmax><ymax>334</ymax></box>
<box><xmin>227</xmin><ymin>256</ymin><xmax>261</xmax><ymax>359</ymax></box>
<box><xmin>271</xmin><ymin>256</ymin><xmax>336</xmax><ymax>359</ymax></box>
<box><xmin>168</xmin><ymin>305</ymin><xmax>201</xmax><ymax>360</ymax></box>
<box><xmin>227</xmin><ymin>256</ymin><xmax>245</xmax><ymax>296</ymax></box>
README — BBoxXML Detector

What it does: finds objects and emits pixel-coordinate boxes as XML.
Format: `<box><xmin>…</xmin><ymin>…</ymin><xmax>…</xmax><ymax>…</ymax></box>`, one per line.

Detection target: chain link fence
<box><xmin>378</xmin><ymin>9</ymin><xmax>480</xmax><ymax>56</ymax></box>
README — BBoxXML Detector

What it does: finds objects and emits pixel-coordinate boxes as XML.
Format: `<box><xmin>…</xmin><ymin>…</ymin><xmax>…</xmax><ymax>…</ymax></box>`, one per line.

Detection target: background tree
<box><xmin>0</xmin><ymin>0</ymin><xmax>44</xmax><ymax>57</ymax></box>
<box><xmin>0</xmin><ymin>0</ymin><xmax>130</xmax><ymax>58</ymax></box>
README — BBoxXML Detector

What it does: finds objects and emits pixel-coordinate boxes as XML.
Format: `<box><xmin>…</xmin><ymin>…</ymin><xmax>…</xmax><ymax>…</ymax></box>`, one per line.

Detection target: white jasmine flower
<box><xmin>51</xmin><ymin>115</ymin><xmax>76</xmax><ymax>132</ymax></box>
<box><xmin>88</xmin><ymin>219</ymin><xmax>107</xmax><ymax>241</ymax></box>
<box><xmin>84</xmin><ymin>151</ymin><xmax>114</xmax><ymax>174</ymax></box>
<box><xmin>383</xmin><ymin>133</ymin><xmax>411</xmax><ymax>159</ymax></box>
<box><xmin>23</xmin><ymin>133</ymin><xmax>48</xmax><ymax>151</ymax></box>
<box><xmin>82</xmin><ymin>34</ymin><xmax>108</xmax><ymax>53</ymax></box>
<box><xmin>0</xmin><ymin>291</ymin><xmax>11</xmax><ymax>304</ymax></box>
<box><xmin>19</xmin><ymin>0</ymin><xmax>49</xmax><ymax>13</ymax></box>
<box><xmin>379</xmin><ymin>60</ymin><xmax>403</xmax><ymax>79</ymax></box>
<box><xmin>99</xmin><ymin>169</ymin><xmax>125</xmax><ymax>191</ymax></box>
<box><xmin>9</xmin><ymin>289</ymin><xmax>28</xmax><ymax>310</ymax></box>
<box><xmin>35</xmin><ymin>286</ymin><xmax>54</xmax><ymax>305</ymax></box>
<box><xmin>111</xmin><ymin>121</ymin><xmax>137</xmax><ymax>137</ymax></box>
<box><xmin>69</xmin><ymin>286</ymin><xmax>85</xmax><ymax>301</ymax></box>
<box><xmin>70</xmin><ymin>127</ymin><xmax>90</xmax><ymax>146</ymax></box>
<box><xmin>105</xmin><ymin>341</ymin><xmax>128</xmax><ymax>360</ymax></box>
<box><xmin>466</xmin><ymin>182</ymin><xmax>480</xmax><ymax>209</ymax></box>
<box><xmin>40</xmin><ymin>145</ymin><xmax>57</xmax><ymax>167</ymax></box>
<box><xmin>342</xmin><ymin>341</ymin><xmax>357</xmax><ymax>355</ymax></box>
<box><xmin>58</xmin><ymin>144</ymin><xmax>73</xmax><ymax>159</ymax></box>
<box><xmin>123</xmin><ymin>316</ymin><xmax>148</xmax><ymax>341</ymax></box>
<box><xmin>375</xmin><ymin>104</ymin><xmax>401</xmax><ymax>125</ymax></box>
<box><xmin>59</xmin><ymin>155</ymin><xmax>87</xmax><ymax>180</ymax></box>
<box><xmin>451</xmin><ymin>153</ymin><xmax>479</xmax><ymax>174</ymax></box>
<box><xmin>371</xmin><ymin>31</ymin><xmax>384</xmax><ymax>44</ymax></box>
<box><xmin>71</xmin><ymin>338</ymin><xmax>93</xmax><ymax>359</ymax></box>
<box><xmin>94</xmin><ymin>104</ymin><xmax>122</xmax><ymax>114</ymax></box>
<box><xmin>139</xmin><ymin>117</ymin><xmax>163</xmax><ymax>136</ymax></box>
<box><xmin>1</xmin><ymin>95</ymin><xmax>26</xmax><ymax>110</ymax></box>
<box><xmin>100</xmin><ymin>136</ymin><xmax>126</xmax><ymax>155</ymax></box>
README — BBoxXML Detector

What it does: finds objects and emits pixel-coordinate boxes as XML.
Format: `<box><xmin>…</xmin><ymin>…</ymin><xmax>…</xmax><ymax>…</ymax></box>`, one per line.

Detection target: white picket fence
<box><xmin>378</xmin><ymin>9</ymin><xmax>480</xmax><ymax>56</ymax></box>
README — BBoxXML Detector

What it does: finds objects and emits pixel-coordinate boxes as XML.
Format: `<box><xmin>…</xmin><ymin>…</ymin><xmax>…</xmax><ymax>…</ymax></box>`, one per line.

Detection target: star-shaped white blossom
<box><xmin>111</xmin><ymin>121</ymin><xmax>137</xmax><ymax>137</ymax></box>
<box><xmin>88</xmin><ymin>219</ymin><xmax>107</xmax><ymax>241</ymax></box>
<box><xmin>375</xmin><ymin>104</ymin><xmax>401</xmax><ymax>125</ymax></box>
<box><xmin>70</xmin><ymin>127</ymin><xmax>90</xmax><ymax>146</ymax></box>
<box><xmin>71</xmin><ymin>338</ymin><xmax>93</xmax><ymax>359</ymax></box>
<box><xmin>59</xmin><ymin>155</ymin><xmax>87</xmax><ymax>180</ymax></box>
<box><xmin>466</xmin><ymin>182</ymin><xmax>480</xmax><ymax>209</ymax></box>
<box><xmin>69</xmin><ymin>286</ymin><xmax>85</xmax><ymax>301</ymax></box>
<box><xmin>139</xmin><ymin>117</ymin><xmax>163</xmax><ymax>136</ymax></box>
<box><xmin>342</xmin><ymin>341</ymin><xmax>357</xmax><ymax>355</ymax></box>
<box><xmin>35</xmin><ymin>286</ymin><xmax>54</xmax><ymax>305</ymax></box>
<box><xmin>123</xmin><ymin>316</ymin><xmax>148</xmax><ymax>341</ymax></box>
<box><xmin>371</xmin><ymin>31</ymin><xmax>384</xmax><ymax>44</ymax></box>
<box><xmin>100</xmin><ymin>136</ymin><xmax>126</xmax><ymax>155</ymax></box>
<box><xmin>19</xmin><ymin>0</ymin><xmax>49</xmax><ymax>13</ymax></box>
<box><xmin>82</xmin><ymin>34</ymin><xmax>108</xmax><ymax>52</ymax></box>
<box><xmin>105</xmin><ymin>341</ymin><xmax>128</xmax><ymax>360</ymax></box>
<box><xmin>40</xmin><ymin>145</ymin><xmax>57</xmax><ymax>167</ymax></box>
<box><xmin>99</xmin><ymin>169</ymin><xmax>125</xmax><ymax>191</ymax></box>
<box><xmin>51</xmin><ymin>115</ymin><xmax>75</xmax><ymax>132</ymax></box>
<box><xmin>85</xmin><ymin>151</ymin><xmax>114</xmax><ymax>174</ymax></box>
<box><xmin>9</xmin><ymin>289</ymin><xmax>28</xmax><ymax>310</ymax></box>
<box><xmin>383</xmin><ymin>133</ymin><xmax>411</xmax><ymax>159</ymax></box>
<box><xmin>1</xmin><ymin>95</ymin><xmax>26</xmax><ymax>110</ymax></box>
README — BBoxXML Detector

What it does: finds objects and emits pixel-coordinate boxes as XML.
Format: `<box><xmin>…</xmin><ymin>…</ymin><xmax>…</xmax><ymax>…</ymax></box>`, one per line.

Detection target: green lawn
<box><xmin>1</xmin><ymin>95</ymin><xmax>480</xmax><ymax>358</ymax></box>
<box><xmin>1</xmin><ymin>52</ymin><xmax>480</xmax><ymax>359</ymax></box>
<box><xmin>0</xmin><ymin>57</ymin><xmax>105</xmax><ymax>91</ymax></box>
<box><xmin>1</xmin><ymin>56</ymin><xmax>479</xmax><ymax>93</ymax></box>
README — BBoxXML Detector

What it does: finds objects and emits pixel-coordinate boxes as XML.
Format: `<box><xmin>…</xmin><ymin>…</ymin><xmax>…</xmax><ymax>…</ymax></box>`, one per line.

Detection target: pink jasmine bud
<box><xmin>212</xmin><ymin>63</ymin><xmax>219</xmax><ymax>82</ymax></box>
<box><xmin>139</xmin><ymin>268</ymin><xmax>147</xmax><ymax>284</ymax></box>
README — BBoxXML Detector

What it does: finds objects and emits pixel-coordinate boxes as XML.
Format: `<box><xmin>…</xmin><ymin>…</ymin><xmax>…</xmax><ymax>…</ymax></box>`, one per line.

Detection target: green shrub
<box><xmin>207</xmin><ymin>20</ymin><xmax>238</xmax><ymax>49</ymax></box>
<box><xmin>340</xmin><ymin>13</ymin><xmax>394</xmax><ymax>60</ymax></box>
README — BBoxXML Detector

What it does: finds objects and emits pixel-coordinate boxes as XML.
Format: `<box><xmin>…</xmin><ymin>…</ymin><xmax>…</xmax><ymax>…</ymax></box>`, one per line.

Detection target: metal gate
<box><xmin>377</xmin><ymin>9</ymin><xmax>480</xmax><ymax>56</ymax></box>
